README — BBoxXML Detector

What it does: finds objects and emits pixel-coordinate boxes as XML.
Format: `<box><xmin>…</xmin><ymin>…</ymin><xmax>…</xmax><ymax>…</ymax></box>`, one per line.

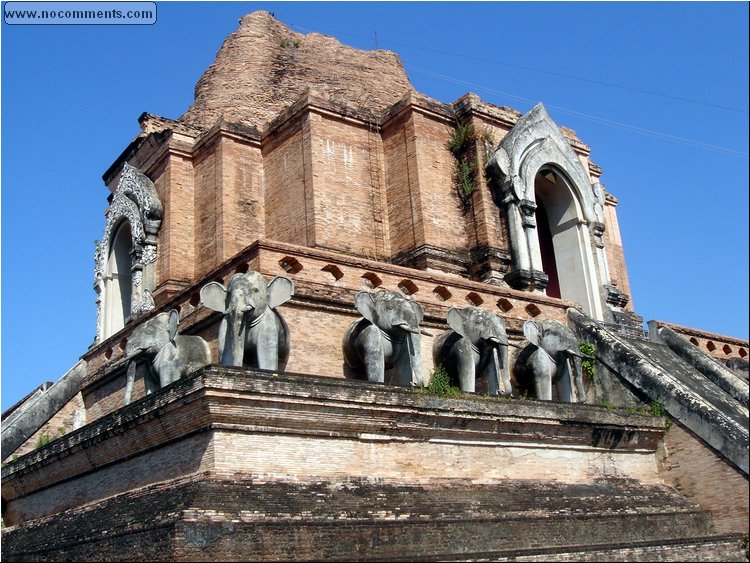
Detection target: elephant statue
<box><xmin>342</xmin><ymin>290</ymin><xmax>428</xmax><ymax>387</ymax></box>
<box><xmin>513</xmin><ymin>318</ymin><xmax>586</xmax><ymax>402</ymax></box>
<box><xmin>200</xmin><ymin>271</ymin><xmax>294</xmax><ymax>370</ymax></box>
<box><xmin>432</xmin><ymin>307</ymin><xmax>512</xmax><ymax>395</ymax></box>
<box><xmin>124</xmin><ymin>309</ymin><xmax>211</xmax><ymax>405</ymax></box>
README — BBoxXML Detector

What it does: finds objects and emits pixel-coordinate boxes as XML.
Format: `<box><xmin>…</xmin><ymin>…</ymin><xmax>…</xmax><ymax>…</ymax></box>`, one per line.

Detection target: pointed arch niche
<box><xmin>94</xmin><ymin>164</ymin><xmax>163</xmax><ymax>342</ymax></box>
<box><xmin>486</xmin><ymin>104</ymin><xmax>609</xmax><ymax>320</ymax></box>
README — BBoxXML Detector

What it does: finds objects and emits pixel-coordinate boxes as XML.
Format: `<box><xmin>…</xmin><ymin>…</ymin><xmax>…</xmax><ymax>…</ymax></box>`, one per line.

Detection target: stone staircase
<box><xmin>3</xmin><ymin>476</ymin><xmax>745</xmax><ymax>561</ymax></box>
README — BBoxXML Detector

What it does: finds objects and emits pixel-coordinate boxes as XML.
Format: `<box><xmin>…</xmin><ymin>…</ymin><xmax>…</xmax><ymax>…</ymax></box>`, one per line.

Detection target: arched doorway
<box><xmin>533</xmin><ymin>167</ymin><xmax>596</xmax><ymax>313</ymax></box>
<box><xmin>103</xmin><ymin>221</ymin><xmax>133</xmax><ymax>337</ymax></box>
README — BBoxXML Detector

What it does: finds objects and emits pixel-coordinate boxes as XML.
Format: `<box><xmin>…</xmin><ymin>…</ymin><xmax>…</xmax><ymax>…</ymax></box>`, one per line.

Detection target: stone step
<box><xmin>379</xmin><ymin>534</ymin><xmax>747</xmax><ymax>562</ymax></box>
<box><xmin>2</xmin><ymin>476</ymin><xmax>726</xmax><ymax>561</ymax></box>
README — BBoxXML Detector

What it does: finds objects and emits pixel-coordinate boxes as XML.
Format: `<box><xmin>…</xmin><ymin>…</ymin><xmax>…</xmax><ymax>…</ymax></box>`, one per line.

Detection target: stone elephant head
<box><xmin>433</xmin><ymin>307</ymin><xmax>512</xmax><ymax>395</ymax></box>
<box><xmin>200</xmin><ymin>271</ymin><xmax>294</xmax><ymax>370</ymax></box>
<box><xmin>513</xmin><ymin>318</ymin><xmax>585</xmax><ymax>402</ymax></box>
<box><xmin>124</xmin><ymin>309</ymin><xmax>211</xmax><ymax>405</ymax></box>
<box><xmin>342</xmin><ymin>290</ymin><xmax>428</xmax><ymax>387</ymax></box>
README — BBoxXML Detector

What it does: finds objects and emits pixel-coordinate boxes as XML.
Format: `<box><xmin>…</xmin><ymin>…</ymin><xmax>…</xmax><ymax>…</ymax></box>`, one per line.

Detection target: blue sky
<box><xmin>1</xmin><ymin>1</ymin><xmax>748</xmax><ymax>411</ymax></box>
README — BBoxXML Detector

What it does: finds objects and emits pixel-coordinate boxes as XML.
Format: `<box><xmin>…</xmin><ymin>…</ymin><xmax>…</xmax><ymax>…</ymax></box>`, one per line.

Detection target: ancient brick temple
<box><xmin>2</xmin><ymin>12</ymin><xmax>748</xmax><ymax>561</ymax></box>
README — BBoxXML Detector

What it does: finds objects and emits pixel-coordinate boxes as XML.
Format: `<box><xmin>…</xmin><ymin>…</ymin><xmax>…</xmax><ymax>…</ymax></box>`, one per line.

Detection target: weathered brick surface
<box><xmin>180</xmin><ymin>11</ymin><xmax>413</xmax><ymax>132</ymax></box>
<box><xmin>603</xmin><ymin>194</ymin><xmax>635</xmax><ymax>312</ymax></box>
<box><xmin>309</xmin><ymin>112</ymin><xmax>386</xmax><ymax>258</ymax></box>
<box><xmin>193</xmin><ymin>136</ymin><xmax>222</xmax><ymax>276</ymax></box>
<box><xmin>657</xmin><ymin>420</ymin><xmax>749</xmax><ymax>534</ymax></box>
<box><xmin>263</xmin><ymin>115</ymin><xmax>310</xmax><ymax>247</ymax></box>
<box><xmin>411</xmin><ymin>110</ymin><xmax>469</xmax><ymax>254</ymax></box>
<box><xmin>1</xmin><ymin>475</ymin><xmax>732</xmax><ymax>562</ymax></box>
<box><xmin>2</xmin><ymin>368</ymin><xmax>668</xmax><ymax>527</ymax></box>
<box><xmin>658</xmin><ymin>320</ymin><xmax>749</xmax><ymax>363</ymax></box>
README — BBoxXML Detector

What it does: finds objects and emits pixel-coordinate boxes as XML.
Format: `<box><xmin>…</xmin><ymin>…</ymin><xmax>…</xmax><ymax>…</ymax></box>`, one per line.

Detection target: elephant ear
<box><xmin>354</xmin><ymin>291</ymin><xmax>377</xmax><ymax>324</ymax></box>
<box><xmin>523</xmin><ymin>320</ymin><xmax>542</xmax><ymax>348</ymax></box>
<box><xmin>446</xmin><ymin>308</ymin><xmax>467</xmax><ymax>337</ymax></box>
<box><xmin>409</xmin><ymin>300</ymin><xmax>424</xmax><ymax>325</ymax></box>
<box><xmin>200</xmin><ymin>281</ymin><xmax>228</xmax><ymax>313</ymax></box>
<box><xmin>168</xmin><ymin>309</ymin><xmax>180</xmax><ymax>344</ymax></box>
<box><xmin>267</xmin><ymin>276</ymin><xmax>294</xmax><ymax>309</ymax></box>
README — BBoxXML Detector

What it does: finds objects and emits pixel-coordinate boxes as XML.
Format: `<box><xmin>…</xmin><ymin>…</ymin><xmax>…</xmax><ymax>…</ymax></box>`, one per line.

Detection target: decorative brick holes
<box><xmin>321</xmin><ymin>264</ymin><xmax>344</xmax><ymax>281</ymax></box>
<box><xmin>497</xmin><ymin>298</ymin><xmax>514</xmax><ymax>313</ymax></box>
<box><xmin>279</xmin><ymin>256</ymin><xmax>303</xmax><ymax>274</ymax></box>
<box><xmin>688</xmin><ymin>335</ymin><xmax>747</xmax><ymax>359</ymax></box>
<box><xmin>466</xmin><ymin>292</ymin><xmax>483</xmax><ymax>306</ymax></box>
<box><xmin>190</xmin><ymin>292</ymin><xmax>201</xmax><ymax>307</ymax></box>
<box><xmin>433</xmin><ymin>286</ymin><xmax>452</xmax><ymax>302</ymax></box>
<box><xmin>525</xmin><ymin>303</ymin><xmax>542</xmax><ymax>318</ymax></box>
<box><xmin>362</xmin><ymin>272</ymin><xmax>382</xmax><ymax>289</ymax></box>
<box><xmin>398</xmin><ymin>280</ymin><xmax>419</xmax><ymax>296</ymax></box>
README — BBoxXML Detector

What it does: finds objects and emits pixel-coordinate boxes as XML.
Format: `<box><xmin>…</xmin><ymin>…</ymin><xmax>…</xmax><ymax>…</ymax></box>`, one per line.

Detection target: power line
<box><xmin>288</xmin><ymin>23</ymin><xmax>748</xmax><ymax>115</ymax></box>
<box><xmin>409</xmin><ymin>66</ymin><xmax>749</xmax><ymax>158</ymax></box>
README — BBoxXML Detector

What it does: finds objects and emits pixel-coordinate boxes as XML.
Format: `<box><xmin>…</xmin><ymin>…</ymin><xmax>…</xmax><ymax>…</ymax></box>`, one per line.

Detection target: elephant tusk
<box><xmin>420</xmin><ymin>329</ymin><xmax>433</xmax><ymax>337</ymax></box>
<box><xmin>123</xmin><ymin>350</ymin><xmax>144</xmax><ymax>363</ymax></box>
<box><xmin>396</xmin><ymin>323</ymin><xmax>421</xmax><ymax>335</ymax></box>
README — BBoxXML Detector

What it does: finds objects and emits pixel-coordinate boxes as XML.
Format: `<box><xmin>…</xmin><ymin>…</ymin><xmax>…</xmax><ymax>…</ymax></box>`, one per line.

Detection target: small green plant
<box><xmin>280</xmin><ymin>37</ymin><xmax>301</xmax><ymax>49</ymax></box>
<box><xmin>649</xmin><ymin>400</ymin><xmax>673</xmax><ymax>429</ymax></box>
<box><xmin>445</xmin><ymin>122</ymin><xmax>478</xmax><ymax>213</ymax></box>
<box><xmin>426</xmin><ymin>364</ymin><xmax>461</xmax><ymax>397</ymax></box>
<box><xmin>579</xmin><ymin>341</ymin><xmax>596</xmax><ymax>383</ymax></box>
<box><xmin>445</xmin><ymin>122</ymin><xmax>475</xmax><ymax>155</ymax></box>
<box><xmin>596</xmin><ymin>398</ymin><xmax>616</xmax><ymax>410</ymax></box>
<box><xmin>741</xmin><ymin>533</ymin><xmax>748</xmax><ymax>561</ymax></box>
<box><xmin>35</xmin><ymin>432</ymin><xmax>53</xmax><ymax>449</ymax></box>
<box><xmin>649</xmin><ymin>400</ymin><xmax>667</xmax><ymax>417</ymax></box>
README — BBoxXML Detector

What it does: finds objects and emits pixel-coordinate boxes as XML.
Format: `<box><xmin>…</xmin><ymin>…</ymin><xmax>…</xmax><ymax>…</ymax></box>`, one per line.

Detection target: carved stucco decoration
<box><xmin>94</xmin><ymin>163</ymin><xmax>163</xmax><ymax>343</ymax></box>
<box><xmin>485</xmin><ymin>103</ymin><xmax>609</xmax><ymax>320</ymax></box>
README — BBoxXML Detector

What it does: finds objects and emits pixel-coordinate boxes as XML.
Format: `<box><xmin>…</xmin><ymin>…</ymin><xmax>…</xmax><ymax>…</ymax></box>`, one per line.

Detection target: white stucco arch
<box><xmin>486</xmin><ymin>103</ymin><xmax>608</xmax><ymax>320</ymax></box>
<box><xmin>94</xmin><ymin>164</ymin><xmax>163</xmax><ymax>342</ymax></box>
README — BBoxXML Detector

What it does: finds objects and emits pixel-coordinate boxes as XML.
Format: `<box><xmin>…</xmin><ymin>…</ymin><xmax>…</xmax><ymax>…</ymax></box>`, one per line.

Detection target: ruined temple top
<box><xmin>179</xmin><ymin>11</ymin><xmax>414</xmax><ymax>131</ymax></box>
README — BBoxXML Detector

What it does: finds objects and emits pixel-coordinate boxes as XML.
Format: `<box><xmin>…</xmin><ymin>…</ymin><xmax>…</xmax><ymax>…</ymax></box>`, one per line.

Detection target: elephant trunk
<box><xmin>406</xmin><ymin>331</ymin><xmax>424</xmax><ymax>387</ymax></box>
<box><xmin>223</xmin><ymin>311</ymin><xmax>247</xmax><ymax>367</ymax></box>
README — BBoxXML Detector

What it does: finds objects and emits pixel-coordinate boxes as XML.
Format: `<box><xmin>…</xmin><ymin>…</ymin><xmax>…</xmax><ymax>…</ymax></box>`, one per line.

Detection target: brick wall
<box><xmin>193</xmin><ymin>135</ymin><xmax>222</xmax><ymax>276</ymax></box>
<box><xmin>657</xmin><ymin>420</ymin><xmax>749</xmax><ymax>534</ymax></box>
<box><xmin>158</xmin><ymin>154</ymin><xmax>196</xmax><ymax>285</ymax></box>
<box><xmin>309</xmin><ymin>112</ymin><xmax>384</xmax><ymax>258</ymax></box>
<box><xmin>383</xmin><ymin>108</ymin><xmax>423</xmax><ymax>255</ymax></box>
<box><xmin>603</xmin><ymin>194</ymin><xmax>635</xmax><ymax>311</ymax></box>
<box><xmin>411</xmin><ymin>111</ymin><xmax>469</xmax><ymax>254</ymax></box>
<box><xmin>263</xmin><ymin>116</ymin><xmax>310</xmax><ymax>247</ymax></box>
<box><xmin>658</xmin><ymin>321</ymin><xmax>749</xmax><ymax>362</ymax></box>
<box><xmin>216</xmin><ymin>135</ymin><xmax>265</xmax><ymax>267</ymax></box>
